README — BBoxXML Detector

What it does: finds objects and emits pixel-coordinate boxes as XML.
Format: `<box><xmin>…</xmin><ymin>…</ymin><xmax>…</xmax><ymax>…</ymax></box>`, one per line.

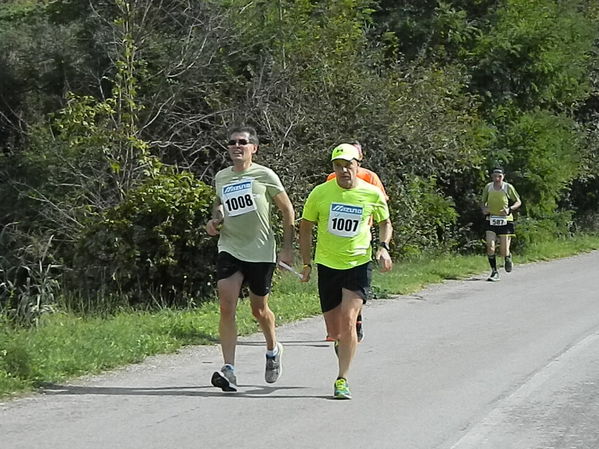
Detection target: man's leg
<box><xmin>336</xmin><ymin>290</ymin><xmax>363</xmax><ymax>379</ymax></box>
<box><xmin>499</xmin><ymin>234</ymin><xmax>511</xmax><ymax>258</ymax></box>
<box><xmin>212</xmin><ymin>271</ymin><xmax>243</xmax><ymax>391</ymax></box>
<box><xmin>249</xmin><ymin>292</ymin><xmax>276</xmax><ymax>351</ymax></box>
<box><xmin>324</xmin><ymin>309</ymin><xmax>341</xmax><ymax>342</ymax></box>
<box><xmin>250</xmin><ymin>292</ymin><xmax>284</xmax><ymax>383</ymax></box>
<box><xmin>356</xmin><ymin>263</ymin><xmax>372</xmax><ymax>343</ymax></box>
<box><xmin>499</xmin><ymin>234</ymin><xmax>513</xmax><ymax>272</ymax></box>
<box><xmin>486</xmin><ymin>230</ymin><xmax>500</xmax><ymax>280</ymax></box>
<box><xmin>486</xmin><ymin>230</ymin><xmax>497</xmax><ymax>258</ymax></box>
<box><xmin>217</xmin><ymin>272</ymin><xmax>244</xmax><ymax>365</ymax></box>
<box><xmin>328</xmin><ymin>308</ymin><xmax>363</xmax><ymax>342</ymax></box>
<box><xmin>356</xmin><ymin>309</ymin><xmax>364</xmax><ymax>342</ymax></box>
<box><xmin>325</xmin><ymin>291</ymin><xmax>362</xmax><ymax>399</ymax></box>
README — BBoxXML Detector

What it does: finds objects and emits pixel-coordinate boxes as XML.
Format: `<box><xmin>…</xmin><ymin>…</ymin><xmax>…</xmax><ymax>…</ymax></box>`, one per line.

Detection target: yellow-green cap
<box><xmin>331</xmin><ymin>143</ymin><xmax>361</xmax><ymax>162</ymax></box>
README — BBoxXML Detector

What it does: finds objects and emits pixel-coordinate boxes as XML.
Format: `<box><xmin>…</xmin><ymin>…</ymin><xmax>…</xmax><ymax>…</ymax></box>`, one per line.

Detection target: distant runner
<box><xmin>481</xmin><ymin>168</ymin><xmax>522</xmax><ymax>282</ymax></box>
<box><xmin>299</xmin><ymin>143</ymin><xmax>393</xmax><ymax>399</ymax></box>
<box><xmin>206</xmin><ymin>125</ymin><xmax>295</xmax><ymax>392</ymax></box>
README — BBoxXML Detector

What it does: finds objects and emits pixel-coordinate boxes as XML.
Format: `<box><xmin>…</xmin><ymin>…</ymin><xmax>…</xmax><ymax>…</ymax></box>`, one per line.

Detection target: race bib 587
<box><xmin>222</xmin><ymin>180</ymin><xmax>256</xmax><ymax>217</ymax></box>
<box><xmin>328</xmin><ymin>203</ymin><xmax>363</xmax><ymax>237</ymax></box>
<box><xmin>490</xmin><ymin>215</ymin><xmax>508</xmax><ymax>226</ymax></box>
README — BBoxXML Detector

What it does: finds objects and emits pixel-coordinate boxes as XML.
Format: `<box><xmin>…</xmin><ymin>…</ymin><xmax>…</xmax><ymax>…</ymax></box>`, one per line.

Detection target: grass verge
<box><xmin>1</xmin><ymin>235</ymin><xmax>599</xmax><ymax>399</ymax></box>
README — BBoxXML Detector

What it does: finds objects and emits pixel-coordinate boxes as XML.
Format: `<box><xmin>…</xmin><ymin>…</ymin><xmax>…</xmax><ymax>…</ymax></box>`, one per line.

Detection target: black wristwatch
<box><xmin>379</xmin><ymin>242</ymin><xmax>390</xmax><ymax>251</ymax></box>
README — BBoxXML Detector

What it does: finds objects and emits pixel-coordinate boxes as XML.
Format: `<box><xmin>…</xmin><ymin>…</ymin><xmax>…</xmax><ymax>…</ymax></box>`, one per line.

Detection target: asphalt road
<box><xmin>2</xmin><ymin>251</ymin><xmax>599</xmax><ymax>449</ymax></box>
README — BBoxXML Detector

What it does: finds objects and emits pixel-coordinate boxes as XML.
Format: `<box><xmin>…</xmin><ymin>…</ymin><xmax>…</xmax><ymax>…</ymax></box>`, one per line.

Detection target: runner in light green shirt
<box><xmin>481</xmin><ymin>180</ymin><xmax>520</xmax><ymax>221</ymax></box>
<box><xmin>481</xmin><ymin>168</ymin><xmax>522</xmax><ymax>282</ymax></box>
<box><xmin>205</xmin><ymin>125</ymin><xmax>295</xmax><ymax>393</ymax></box>
<box><xmin>215</xmin><ymin>163</ymin><xmax>285</xmax><ymax>263</ymax></box>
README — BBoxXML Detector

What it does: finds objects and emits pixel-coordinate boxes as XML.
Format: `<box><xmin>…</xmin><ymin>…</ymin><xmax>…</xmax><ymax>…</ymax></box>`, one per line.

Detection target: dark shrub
<box><xmin>72</xmin><ymin>169</ymin><xmax>217</xmax><ymax>307</ymax></box>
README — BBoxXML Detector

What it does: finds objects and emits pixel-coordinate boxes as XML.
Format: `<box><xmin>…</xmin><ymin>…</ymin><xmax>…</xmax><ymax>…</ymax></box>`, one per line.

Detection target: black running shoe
<box><xmin>487</xmin><ymin>270</ymin><xmax>500</xmax><ymax>282</ymax></box>
<box><xmin>505</xmin><ymin>256</ymin><xmax>513</xmax><ymax>273</ymax></box>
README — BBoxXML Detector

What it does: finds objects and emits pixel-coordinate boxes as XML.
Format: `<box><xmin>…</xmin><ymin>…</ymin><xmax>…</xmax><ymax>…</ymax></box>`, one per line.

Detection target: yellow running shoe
<box><xmin>334</xmin><ymin>378</ymin><xmax>352</xmax><ymax>399</ymax></box>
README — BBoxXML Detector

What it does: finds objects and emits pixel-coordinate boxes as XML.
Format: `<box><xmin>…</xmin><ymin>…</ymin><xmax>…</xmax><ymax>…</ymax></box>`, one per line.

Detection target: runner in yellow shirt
<box><xmin>481</xmin><ymin>168</ymin><xmax>522</xmax><ymax>281</ymax></box>
<box><xmin>299</xmin><ymin>143</ymin><xmax>393</xmax><ymax>399</ymax></box>
<box><xmin>325</xmin><ymin>141</ymin><xmax>388</xmax><ymax>342</ymax></box>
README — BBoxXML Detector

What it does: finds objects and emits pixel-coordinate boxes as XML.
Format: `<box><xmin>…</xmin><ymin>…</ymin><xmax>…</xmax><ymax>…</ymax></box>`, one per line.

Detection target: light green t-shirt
<box><xmin>302</xmin><ymin>179</ymin><xmax>389</xmax><ymax>270</ymax></box>
<box><xmin>215</xmin><ymin>163</ymin><xmax>285</xmax><ymax>262</ymax></box>
<box><xmin>481</xmin><ymin>182</ymin><xmax>520</xmax><ymax>221</ymax></box>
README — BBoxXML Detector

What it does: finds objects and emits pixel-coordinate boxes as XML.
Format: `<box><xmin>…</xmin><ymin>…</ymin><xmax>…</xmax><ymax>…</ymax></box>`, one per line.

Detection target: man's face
<box><xmin>227</xmin><ymin>132</ymin><xmax>257</xmax><ymax>163</ymax></box>
<box><xmin>491</xmin><ymin>172</ymin><xmax>504</xmax><ymax>182</ymax></box>
<box><xmin>332</xmin><ymin>158</ymin><xmax>359</xmax><ymax>188</ymax></box>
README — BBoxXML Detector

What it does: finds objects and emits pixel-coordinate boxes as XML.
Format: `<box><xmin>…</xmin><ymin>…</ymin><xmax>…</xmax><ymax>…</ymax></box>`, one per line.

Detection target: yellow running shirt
<box><xmin>302</xmin><ymin>179</ymin><xmax>389</xmax><ymax>269</ymax></box>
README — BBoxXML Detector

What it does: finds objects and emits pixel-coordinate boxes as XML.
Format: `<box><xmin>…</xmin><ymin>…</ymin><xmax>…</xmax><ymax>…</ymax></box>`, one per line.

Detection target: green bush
<box><xmin>512</xmin><ymin>211</ymin><xmax>574</xmax><ymax>252</ymax></box>
<box><xmin>504</xmin><ymin>110</ymin><xmax>581</xmax><ymax>218</ymax></box>
<box><xmin>71</xmin><ymin>169</ymin><xmax>217</xmax><ymax>308</ymax></box>
<box><xmin>390</xmin><ymin>175</ymin><xmax>459</xmax><ymax>257</ymax></box>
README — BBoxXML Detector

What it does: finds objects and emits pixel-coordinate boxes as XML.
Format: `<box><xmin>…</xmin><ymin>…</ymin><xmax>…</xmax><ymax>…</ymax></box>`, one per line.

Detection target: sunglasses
<box><xmin>227</xmin><ymin>139</ymin><xmax>252</xmax><ymax>146</ymax></box>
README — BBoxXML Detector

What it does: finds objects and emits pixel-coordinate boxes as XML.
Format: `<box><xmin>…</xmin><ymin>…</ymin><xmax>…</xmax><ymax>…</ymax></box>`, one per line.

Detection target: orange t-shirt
<box><xmin>327</xmin><ymin>167</ymin><xmax>388</xmax><ymax>200</ymax></box>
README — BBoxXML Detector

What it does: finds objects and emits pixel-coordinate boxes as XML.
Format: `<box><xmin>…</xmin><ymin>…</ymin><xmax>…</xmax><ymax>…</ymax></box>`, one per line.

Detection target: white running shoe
<box><xmin>265</xmin><ymin>342</ymin><xmax>283</xmax><ymax>383</ymax></box>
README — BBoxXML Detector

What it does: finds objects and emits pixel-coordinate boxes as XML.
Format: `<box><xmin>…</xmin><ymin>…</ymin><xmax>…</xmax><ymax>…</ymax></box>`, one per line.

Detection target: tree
<box><xmin>502</xmin><ymin>110</ymin><xmax>582</xmax><ymax>217</ymax></box>
<box><xmin>470</xmin><ymin>0</ymin><xmax>596</xmax><ymax>111</ymax></box>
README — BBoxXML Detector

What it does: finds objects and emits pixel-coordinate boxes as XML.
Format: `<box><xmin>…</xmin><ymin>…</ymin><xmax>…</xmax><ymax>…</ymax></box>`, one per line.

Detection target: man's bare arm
<box><xmin>273</xmin><ymin>191</ymin><xmax>295</xmax><ymax>266</ymax></box>
<box><xmin>298</xmin><ymin>219</ymin><xmax>315</xmax><ymax>282</ymax></box>
<box><xmin>206</xmin><ymin>197</ymin><xmax>224</xmax><ymax>236</ymax></box>
<box><xmin>376</xmin><ymin>218</ymin><xmax>393</xmax><ymax>272</ymax></box>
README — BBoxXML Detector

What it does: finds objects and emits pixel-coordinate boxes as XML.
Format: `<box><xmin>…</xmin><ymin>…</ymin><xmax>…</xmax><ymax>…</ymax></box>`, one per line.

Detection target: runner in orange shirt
<box><xmin>325</xmin><ymin>141</ymin><xmax>389</xmax><ymax>342</ymax></box>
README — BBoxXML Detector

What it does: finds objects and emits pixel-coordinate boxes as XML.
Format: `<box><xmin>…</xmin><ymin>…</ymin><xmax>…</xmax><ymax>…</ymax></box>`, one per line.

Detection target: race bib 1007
<box><xmin>490</xmin><ymin>215</ymin><xmax>508</xmax><ymax>226</ymax></box>
<box><xmin>328</xmin><ymin>203</ymin><xmax>363</xmax><ymax>237</ymax></box>
<box><xmin>222</xmin><ymin>180</ymin><xmax>256</xmax><ymax>217</ymax></box>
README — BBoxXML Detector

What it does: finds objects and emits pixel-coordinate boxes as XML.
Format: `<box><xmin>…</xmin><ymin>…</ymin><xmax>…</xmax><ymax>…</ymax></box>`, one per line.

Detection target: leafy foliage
<box><xmin>72</xmin><ymin>170</ymin><xmax>216</xmax><ymax>307</ymax></box>
<box><xmin>0</xmin><ymin>227</ymin><xmax>60</xmax><ymax>327</ymax></box>
<box><xmin>502</xmin><ymin>110</ymin><xmax>582</xmax><ymax>217</ymax></box>
<box><xmin>470</xmin><ymin>0</ymin><xmax>596</xmax><ymax>110</ymax></box>
<box><xmin>512</xmin><ymin>212</ymin><xmax>575</xmax><ymax>252</ymax></box>
<box><xmin>389</xmin><ymin>176</ymin><xmax>459</xmax><ymax>256</ymax></box>
<box><xmin>1</xmin><ymin>0</ymin><xmax>599</xmax><ymax>323</ymax></box>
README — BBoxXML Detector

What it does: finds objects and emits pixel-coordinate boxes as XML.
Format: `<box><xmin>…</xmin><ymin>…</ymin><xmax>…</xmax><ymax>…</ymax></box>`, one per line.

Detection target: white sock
<box><xmin>266</xmin><ymin>344</ymin><xmax>279</xmax><ymax>358</ymax></box>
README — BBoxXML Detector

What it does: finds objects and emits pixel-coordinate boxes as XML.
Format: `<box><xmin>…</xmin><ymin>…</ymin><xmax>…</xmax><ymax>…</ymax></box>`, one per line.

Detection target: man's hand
<box><xmin>276</xmin><ymin>247</ymin><xmax>294</xmax><ymax>268</ymax></box>
<box><xmin>300</xmin><ymin>265</ymin><xmax>312</xmax><ymax>283</ymax></box>
<box><xmin>206</xmin><ymin>218</ymin><xmax>222</xmax><ymax>236</ymax></box>
<box><xmin>376</xmin><ymin>248</ymin><xmax>393</xmax><ymax>272</ymax></box>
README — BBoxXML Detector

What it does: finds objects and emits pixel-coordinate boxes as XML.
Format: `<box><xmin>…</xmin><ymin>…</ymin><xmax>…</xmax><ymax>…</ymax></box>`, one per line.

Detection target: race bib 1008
<box><xmin>328</xmin><ymin>203</ymin><xmax>363</xmax><ymax>237</ymax></box>
<box><xmin>222</xmin><ymin>180</ymin><xmax>256</xmax><ymax>217</ymax></box>
<box><xmin>490</xmin><ymin>215</ymin><xmax>508</xmax><ymax>226</ymax></box>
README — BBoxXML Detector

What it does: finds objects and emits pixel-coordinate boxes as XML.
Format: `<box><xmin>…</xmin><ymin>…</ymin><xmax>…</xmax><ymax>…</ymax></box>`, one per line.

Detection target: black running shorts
<box><xmin>317</xmin><ymin>262</ymin><xmax>372</xmax><ymax>313</ymax></box>
<box><xmin>216</xmin><ymin>251</ymin><xmax>276</xmax><ymax>297</ymax></box>
<box><xmin>485</xmin><ymin>220</ymin><xmax>515</xmax><ymax>236</ymax></box>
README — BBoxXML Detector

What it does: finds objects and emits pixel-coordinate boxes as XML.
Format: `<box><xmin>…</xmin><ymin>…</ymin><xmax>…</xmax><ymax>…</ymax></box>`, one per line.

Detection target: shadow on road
<box><xmin>37</xmin><ymin>382</ymin><xmax>330</xmax><ymax>399</ymax></box>
<box><xmin>237</xmin><ymin>339</ymin><xmax>329</xmax><ymax>348</ymax></box>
